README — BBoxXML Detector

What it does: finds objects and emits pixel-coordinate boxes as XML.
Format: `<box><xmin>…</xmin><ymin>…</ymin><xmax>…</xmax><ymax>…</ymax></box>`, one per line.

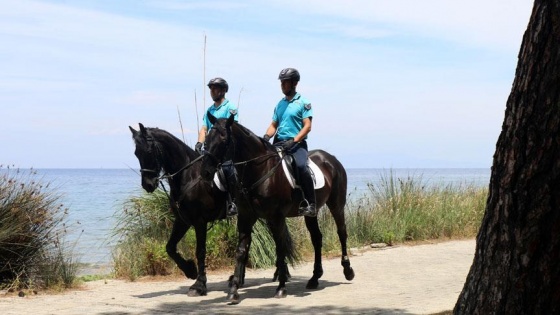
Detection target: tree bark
<box><xmin>454</xmin><ymin>1</ymin><xmax>560</xmax><ymax>313</ymax></box>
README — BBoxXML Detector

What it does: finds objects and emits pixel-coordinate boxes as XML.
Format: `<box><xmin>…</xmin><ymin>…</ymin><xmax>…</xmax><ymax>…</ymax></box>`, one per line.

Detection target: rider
<box><xmin>196</xmin><ymin>77</ymin><xmax>239</xmax><ymax>217</ymax></box>
<box><xmin>262</xmin><ymin>68</ymin><xmax>316</xmax><ymax>217</ymax></box>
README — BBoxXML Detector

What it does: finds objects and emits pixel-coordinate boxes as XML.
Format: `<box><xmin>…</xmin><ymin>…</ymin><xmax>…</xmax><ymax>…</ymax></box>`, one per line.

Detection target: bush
<box><xmin>0</xmin><ymin>166</ymin><xmax>79</xmax><ymax>290</ymax></box>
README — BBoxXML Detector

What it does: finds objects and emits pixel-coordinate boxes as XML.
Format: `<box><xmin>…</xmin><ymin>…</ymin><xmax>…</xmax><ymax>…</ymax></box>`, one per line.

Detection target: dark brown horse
<box><xmin>129</xmin><ymin>123</ymin><xmax>232</xmax><ymax>297</ymax></box>
<box><xmin>201</xmin><ymin>114</ymin><xmax>354</xmax><ymax>303</ymax></box>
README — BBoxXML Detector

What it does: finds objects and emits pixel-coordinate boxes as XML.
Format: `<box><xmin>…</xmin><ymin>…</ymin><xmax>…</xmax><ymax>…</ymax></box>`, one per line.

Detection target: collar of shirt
<box><xmin>212</xmin><ymin>99</ymin><xmax>230</xmax><ymax>110</ymax></box>
<box><xmin>282</xmin><ymin>92</ymin><xmax>301</xmax><ymax>103</ymax></box>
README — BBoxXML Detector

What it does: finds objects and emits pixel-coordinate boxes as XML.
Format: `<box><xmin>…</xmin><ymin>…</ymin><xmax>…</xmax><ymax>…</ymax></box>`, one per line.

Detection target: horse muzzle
<box><xmin>141</xmin><ymin>176</ymin><xmax>159</xmax><ymax>193</ymax></box>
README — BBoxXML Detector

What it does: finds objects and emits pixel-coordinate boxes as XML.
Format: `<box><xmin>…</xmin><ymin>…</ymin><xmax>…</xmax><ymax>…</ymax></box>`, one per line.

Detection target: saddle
<box><xmin>278</xmin><ymin>150</ymin><xmax>325</xmax><ymax>189</ymax></box>
<box><xmin>213</xmin><ymin>151</ymin><xmax>326</xmax><ymax>191</ymax></box>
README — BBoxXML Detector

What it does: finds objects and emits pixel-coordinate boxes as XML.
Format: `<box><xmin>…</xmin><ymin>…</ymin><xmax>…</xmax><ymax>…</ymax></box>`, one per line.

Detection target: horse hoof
<box><xmin>344</xmin><ymin>267</ymin><xmax>355</xmax><ymax>281</ymax></box>
<box><xmin>187</xmin><ymin>288</ymin><xmax>204</xmax><ymax>297</ymax></box>
<box><xmin>185</xmin><ymin>260</ymin><xmax>197</xmax><ymax>279</ymax></box>
<box><xmin>227</xmin><ymin>293</ymin><xmax>240</xmax><ymax>304</ymax></box>
<box><xmin>306</xmin><ymin>279</ymin><xmax>319</xmax><ymax>289</ymax></box>
<box><xmin>274</xmin><ymin>288</ymin><xmax>287</xmax><ymax>298</ymax></box>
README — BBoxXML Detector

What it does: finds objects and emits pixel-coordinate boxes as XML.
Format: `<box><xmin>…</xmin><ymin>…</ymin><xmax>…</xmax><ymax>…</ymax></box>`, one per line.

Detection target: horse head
<box><xmin>129</xmin><ymin>123</ymin><xmax>163</xmax><ymax>193</ymax></box>
<box><xmin>201</xmin><ymin>113</ymin><xmax>236</xmax><ymax>181</ymax></box>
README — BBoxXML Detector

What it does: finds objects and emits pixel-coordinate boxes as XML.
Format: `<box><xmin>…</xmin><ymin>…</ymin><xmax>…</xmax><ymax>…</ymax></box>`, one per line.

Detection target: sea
<box><xmin>3</xmin><ymin>168</ymin><xmax>490</xmax><ymax>273</ymax></box>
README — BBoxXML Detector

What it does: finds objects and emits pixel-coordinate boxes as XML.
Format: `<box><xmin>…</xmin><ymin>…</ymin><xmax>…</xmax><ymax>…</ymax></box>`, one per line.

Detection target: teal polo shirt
<box><xmin>272</xmin><ymin>93</ymin><xmax>313</xmax><ymax>141</ymax></box>
<box><xmin>202</xmin><ymin>99</ymin><xmax>238</xmax><ymax>129</ymax></box>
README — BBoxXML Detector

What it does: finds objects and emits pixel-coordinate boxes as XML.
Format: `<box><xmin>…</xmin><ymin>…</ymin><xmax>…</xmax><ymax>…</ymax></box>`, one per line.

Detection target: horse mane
<box><xmin>232</xmin><ymin>121</ymin><xmax>276</xmax><ymax>151</ymax></box>
<box><xmin>146</xmin><ymin>127</ymin><xmax>199</xmax><ymax>160</ymax></box>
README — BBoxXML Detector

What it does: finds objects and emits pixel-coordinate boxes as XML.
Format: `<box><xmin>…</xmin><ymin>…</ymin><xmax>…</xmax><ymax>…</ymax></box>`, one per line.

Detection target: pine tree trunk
<box><xmin>454</xmin><ymin>1</ymin><xmax>560</xmax><ymax>313</ymax></box>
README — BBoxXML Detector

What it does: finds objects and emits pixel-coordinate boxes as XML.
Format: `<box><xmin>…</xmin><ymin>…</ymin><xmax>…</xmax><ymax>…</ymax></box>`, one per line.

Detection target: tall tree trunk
<box><xmin>454</xmin><ymin>1</ymin><xmax>560</xmax><ymax>313</ymax></box>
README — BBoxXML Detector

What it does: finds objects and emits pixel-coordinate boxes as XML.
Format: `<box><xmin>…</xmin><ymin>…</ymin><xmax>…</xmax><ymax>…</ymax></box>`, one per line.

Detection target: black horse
<box><xmin>201</xmin><ymin>114</ymin><xmax>355</xmax><ymax>303</ymax></box>
<box><xmin>129</xmin><ymin>123</ymin><xmax>232</xmax><ymax>297</ymax></box>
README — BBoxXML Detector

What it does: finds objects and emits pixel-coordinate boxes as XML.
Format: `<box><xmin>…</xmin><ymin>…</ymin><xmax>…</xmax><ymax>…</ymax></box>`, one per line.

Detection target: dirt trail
<box><xmin>0</xmin><ymin>240</ymin><xmax>475</xmax><ymax>315</ymax></box>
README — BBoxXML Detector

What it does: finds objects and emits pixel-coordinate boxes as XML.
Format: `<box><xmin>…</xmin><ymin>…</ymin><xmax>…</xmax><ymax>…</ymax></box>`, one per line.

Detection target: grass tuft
<box><xmin>0</xmin><ymin>166</ymin><xmax>80</xmax><ymax>290</ymax></box>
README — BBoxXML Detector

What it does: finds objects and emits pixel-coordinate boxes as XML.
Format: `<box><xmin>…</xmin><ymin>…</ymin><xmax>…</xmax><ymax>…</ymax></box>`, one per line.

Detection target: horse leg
<box><xmin>271</xmin><ymin>218</ymin><xmax>291</xmax><ymax>282</ymax></box>
<box><xmin>304</xmin><ymin>216</ymin><xmax>324</xmax><ymax>289</ymax></box>
<box><xmin>329</xmin><ymin>204</ymin><xmax>355</xmax><ymax>281</ymax></box>
<box><xmin>269</xmin><ymin>218</ymin><xmax>292</xmax><ymax>298</ymax></box>
<box><xmin>228</xmin><ymin>232</ymin><xmax>250</xmax><ymax>288</ymax></box>
<box><xmin>227</xmin><ymin>216</ymin><xmax>255</xmax><ymax>304</ymax></box>
<box><xmin>187</xmin><ymin>222</ymin><xmax>208</xmax><ymax>297</ymax></box>
<box><xmin>166</xmin><ymin>219</ymin><xmax>197</xmax><ymax>280</ymax></box>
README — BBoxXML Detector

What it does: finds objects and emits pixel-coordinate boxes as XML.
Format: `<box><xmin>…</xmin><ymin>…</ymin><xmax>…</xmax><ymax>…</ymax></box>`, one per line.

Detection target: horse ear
<box><xmin>139</xmin><ymin>123</ymin><xmax>147</xmax><ymax>135</ymax></box>
<box><xmin>227</xmin><ymin>113</ymin><xmax>235</xmax><ymax>127</ymax></box>
<box><xmin>129</xmin><ymin>126</ymin><xmax>138</xmax><ymax>136</ymax></box>
<box><xmin>208</xmin><ymin>113</ymin><xmax>217</xmax><ymax>125</ymax></box>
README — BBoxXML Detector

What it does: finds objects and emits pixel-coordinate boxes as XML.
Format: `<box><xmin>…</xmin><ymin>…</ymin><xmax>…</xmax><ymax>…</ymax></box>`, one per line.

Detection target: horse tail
<box><xmin>265</xmin><ymin>219</ymin><xmax>300</xmax><ymax>265</ymax></box>
<box><xmin>326</xmin><ymin>152</ymin><xmax>348</xmax><ymax>211</ymax></box>
<box><xmin>283</xmin><ymin>223</ymin><xmax>299</xmax><ymax>265</ymax></box>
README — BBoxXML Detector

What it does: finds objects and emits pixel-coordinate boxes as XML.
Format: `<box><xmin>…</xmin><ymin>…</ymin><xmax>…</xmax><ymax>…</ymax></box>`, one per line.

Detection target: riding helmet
<box><xmin>278</xmin><ymin>68</ymin><xmax>300</xmax><ymax>82</ymax></box>
<box><xmin>207</xmin><ymin>77</ymin><xmax>229</xmax><ymax>92</ymax></box>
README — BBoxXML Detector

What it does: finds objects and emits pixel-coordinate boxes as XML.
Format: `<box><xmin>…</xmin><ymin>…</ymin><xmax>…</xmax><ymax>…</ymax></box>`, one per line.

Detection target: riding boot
<box><xmin>299</xmin><ymin>173</ymin><xmax>316</xmax><ymax>217</ymax></box>
<box><xmin>222</xmin><ymin>160</ymin><xmax>238</xmax><ymax>217</ymax></box>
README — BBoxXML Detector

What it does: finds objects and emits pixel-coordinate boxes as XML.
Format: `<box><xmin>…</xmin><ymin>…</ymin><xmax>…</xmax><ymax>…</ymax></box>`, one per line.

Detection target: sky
<box><xmin>1</xmin><ymin>0</ymin><xmax>534</xmax><ymax>169</ymax></box>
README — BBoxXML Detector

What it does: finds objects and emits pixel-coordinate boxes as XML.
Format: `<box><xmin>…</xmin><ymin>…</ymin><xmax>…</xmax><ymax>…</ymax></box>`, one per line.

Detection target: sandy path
<box><xmin>0</xmin><ymin>240</ymin><xmax>474</xmax><ymax>315</ymax></box>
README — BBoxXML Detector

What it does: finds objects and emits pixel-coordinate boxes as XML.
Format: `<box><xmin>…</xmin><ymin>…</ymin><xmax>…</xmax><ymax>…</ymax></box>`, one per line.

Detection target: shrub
<box><xmin>0</xmin><ymin>166</ymin><xmax>79</xmax><ymax>290</ymax></box>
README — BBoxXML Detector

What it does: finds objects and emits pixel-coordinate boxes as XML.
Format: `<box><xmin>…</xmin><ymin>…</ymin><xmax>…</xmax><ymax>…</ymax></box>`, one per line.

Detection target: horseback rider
<box><xmin>196</xmin><ymin>77</ymin><xmax>239</xmax><ymax>217</ymax></box>
<box><xmin>262</xmin><ymin>68</ymin><xmax>316</xmax><ymax>217</ymax></box>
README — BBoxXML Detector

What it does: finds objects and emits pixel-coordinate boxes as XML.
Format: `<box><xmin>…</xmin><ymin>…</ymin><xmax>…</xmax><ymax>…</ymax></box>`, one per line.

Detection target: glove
<box><xmin>195</xmin><ymin>142</ymin><xmax>203</xmax><ymax>154</ymax></box>
<box><xmin>281</xmin><ymin>139</ymin><xmax>295</xmax><ymax>151</ymax></box>
<box><xmin>263</xmin><ymin>134</ymin><xmax>271</xmax><ymax>142</ymax></box>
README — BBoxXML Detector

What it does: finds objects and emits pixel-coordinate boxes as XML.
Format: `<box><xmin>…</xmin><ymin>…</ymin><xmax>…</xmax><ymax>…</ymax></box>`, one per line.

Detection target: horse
<box><xmin>129</xmin><ymin>123</ymin><xmax>233</xmax><ymax>297</ymax></box>
<box><xmin>201</xmin><ymin>114</ymin><xmax>355</xmax><ymax>303</ymax></box>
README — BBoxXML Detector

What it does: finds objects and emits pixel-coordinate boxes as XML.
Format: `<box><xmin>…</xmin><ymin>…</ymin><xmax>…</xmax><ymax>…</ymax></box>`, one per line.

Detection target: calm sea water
<box><xmin>7</xmin><ymin>168</ymin><xmax>490</xmax><ymax>269</ymax></box>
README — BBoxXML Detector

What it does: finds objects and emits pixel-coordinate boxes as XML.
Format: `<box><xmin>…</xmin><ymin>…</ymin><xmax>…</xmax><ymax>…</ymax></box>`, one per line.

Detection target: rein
<box><xmin>159</xmin><ymin>154</ymin><xmax>204</xmax><ymax>180</ymax></box>
<box><xmin>241</xmin><ymin>153</ymin><xmax>285</xmax><ymax>192</ymax></box>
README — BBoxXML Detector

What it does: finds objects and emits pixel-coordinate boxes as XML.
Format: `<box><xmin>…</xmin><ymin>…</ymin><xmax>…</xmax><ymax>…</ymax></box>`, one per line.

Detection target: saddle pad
<box><xmin>213</xmin><ymin>173</ymin><xmax>226</xmax><ymax>191</ymax></box>
<box><xmin>281</xmin><ymin>155</ymin><xmax>325</xmax><ymax>189</ymax></box>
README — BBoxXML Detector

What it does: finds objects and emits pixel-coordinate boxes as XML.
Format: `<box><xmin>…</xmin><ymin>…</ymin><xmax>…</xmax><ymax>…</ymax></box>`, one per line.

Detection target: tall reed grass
<box><xmin>112</xmin><ymin>171</ymin><xmax>487</xmax><ymax>279</ymax></box>
<box><xmin>334</xmin><ymin>171</ymin><xmax>486</xmax><ymax>247</ymax></box>
<box><xmin>0</xmin><ymin>166</ymin><xmax>79</xmax><ymax>290</ymax></box>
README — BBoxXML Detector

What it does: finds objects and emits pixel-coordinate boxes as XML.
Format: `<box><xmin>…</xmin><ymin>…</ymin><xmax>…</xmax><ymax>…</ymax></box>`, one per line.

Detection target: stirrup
<box><xmin>298</xmin><ymin>200</ymin><xmax>316</xmax><ymax>217</ymax></box>
<box><xmin>227</xmin><ymin>202</ymin><xmax>238</xmax><ymax>217</ymax></box>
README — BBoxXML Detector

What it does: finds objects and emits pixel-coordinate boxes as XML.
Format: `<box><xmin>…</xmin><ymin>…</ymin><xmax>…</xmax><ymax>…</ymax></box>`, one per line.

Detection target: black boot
<box><xmin>298</xmin><ymin>174</ymin><xmax>316</xmax><ymax>217</ymax></box>
<box><xmin>222</xmin><ymin>160</ymin><xmax>238</xmax><ymax>217</ymax></box>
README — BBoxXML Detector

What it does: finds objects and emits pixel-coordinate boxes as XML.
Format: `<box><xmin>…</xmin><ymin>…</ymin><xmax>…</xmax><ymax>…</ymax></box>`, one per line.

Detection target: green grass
<box><xmin>111</xmin><ymin>171</ymin><xmax>487</xmax><ymax>279</ymax></box>
<box><xmin>328</xmin><ymin>171</ymin><xmax>486</xmax><ymax>248</ymax></box>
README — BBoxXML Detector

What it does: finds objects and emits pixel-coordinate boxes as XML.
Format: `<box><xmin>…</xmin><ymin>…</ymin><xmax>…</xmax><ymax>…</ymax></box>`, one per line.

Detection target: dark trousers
<box><xmin>221</xmin><ymin>160</ymin><xmax>237</xmax><ymax>201</ymax></box>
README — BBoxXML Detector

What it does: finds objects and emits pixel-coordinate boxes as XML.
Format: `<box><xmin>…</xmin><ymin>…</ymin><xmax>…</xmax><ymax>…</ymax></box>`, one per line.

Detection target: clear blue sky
<box><xmin>1</xmin><ymin>0</ymin><xmax>533</xmax><ymax>169</ymax></box>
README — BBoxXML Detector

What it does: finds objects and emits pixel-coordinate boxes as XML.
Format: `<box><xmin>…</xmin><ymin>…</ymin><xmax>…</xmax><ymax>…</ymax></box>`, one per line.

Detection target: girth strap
<box><xmin>247</xmin><ymin>156</ymin><xmax>285</xmax><ymax>191</ymax></box>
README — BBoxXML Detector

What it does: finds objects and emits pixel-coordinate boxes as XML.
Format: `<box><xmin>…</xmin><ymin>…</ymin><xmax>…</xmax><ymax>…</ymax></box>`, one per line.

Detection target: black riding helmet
<box><xmin>207</xmin><ymin>77</ymin><xmax>229</xmax><ymax>92</ymax></box>
<box><xmin>278</xmin><ymin>68</ymin><xmax>300</xmax><ymax>82</ymax></box>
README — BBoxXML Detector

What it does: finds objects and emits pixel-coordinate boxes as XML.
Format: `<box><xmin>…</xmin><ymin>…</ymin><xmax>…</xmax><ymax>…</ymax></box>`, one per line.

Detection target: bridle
<box><xmin>203</xmin><ymin>124</ymin><xmax>235</xmax><ymax>169</ymax></box>
<box><xmin>139</xmin><ymin>134</ymin><xmax>164</xmax><ymax>179</ymax></box>
<box><xmin>137</xmin><ymin>130</ymin><xmax>206</xmax><ymax>227</ymax></box>
<box><xmin>140</xmin><ymin>133</ymin><xmax>203</xmax><ymax>182</ymax></box>
<box><xmin>204</xmin><ymin>124</ymin><xmax>285</xmax><ymax>192</ymax></box>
